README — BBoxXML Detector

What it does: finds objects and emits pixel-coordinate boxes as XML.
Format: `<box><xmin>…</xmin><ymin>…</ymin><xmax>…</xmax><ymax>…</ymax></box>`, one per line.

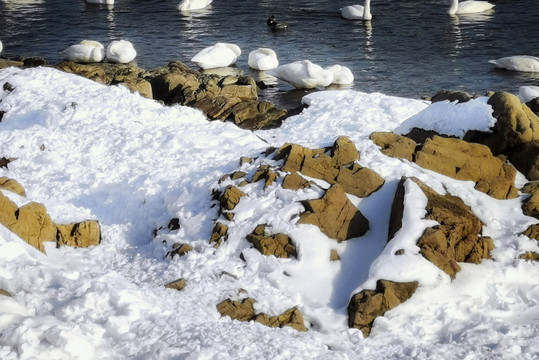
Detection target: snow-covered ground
<box><xmin>1</xmin><ymin>66</ymin><xmax>539</xmax><ymax>359</ymax></box>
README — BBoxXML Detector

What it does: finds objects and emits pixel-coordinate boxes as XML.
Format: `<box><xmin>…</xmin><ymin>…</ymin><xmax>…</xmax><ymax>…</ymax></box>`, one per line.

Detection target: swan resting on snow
<box><xmin>177</xmin><ymin>0</ymin><xmax>213</xmax><ymax>11</ymax></box>
<box><xmin>341</xmin><ymin>0</ymin><xmax>372</xmax><ymax>21</ymax></box>
<box><xmin>191</xmin><ymin>43</ymin><xmax>241</xmax><ymax>70</ymax></box>
<box><xmin>248</xmin><ymin>48</ymin><xmax>279</xmax><ymax>71</ymax></box>
<box><xmin>448</xmin><ymin>0</ymin><xmax>494</xmax><ymax>15</ymax></box>
<box><xmin>106</xmin><ymin>40</ymin><xmax>137</xmax><ymax>63</ymax></box>
<box><xmin>61</xmin><ymin>40</ymin><xmax>105</xmax><ymax>63</ymax></box>
<box><xmin>489</xmin><ymin>56</ymin><xmax>539</xmax><ymax>73</ymax></box>
<box><xmin>269</xmin><ymin>60</ymin><xmax>335</xmax><ymax>89</ymax></box>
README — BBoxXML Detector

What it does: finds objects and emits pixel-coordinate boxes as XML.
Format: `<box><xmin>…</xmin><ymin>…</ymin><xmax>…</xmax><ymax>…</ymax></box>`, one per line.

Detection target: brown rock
<box><xmin>507</xmin><ymin>141</ymin><xmax>539</xmax><ymax>181</ymax></box>
<box><xmin>484</xmin><ymin>91</ymin><xmax>539</xmax><ymax>155</ymax></box>
<box><xmin>166</xmin><ymin>242</ymin><xmax>193</xmax><ymax>258</ymax></box>
<box><xmin>0</xmin><ymin>177</ymin><xmax>26</xmax><ymax>197</ymax></box>
<box><xmin>335</xmin><ymin>163</ymin><xmax>384</xmax><ymax>198</ymax></box>
<box><xmin>331</xmin><ymin>136</ymin><xmax>359</xmax><ymax>167</ymax></box>
<box><xmin>216</xmin><ymin>298</ymin><xmax>256</xmax><ymax>322</ymax></box>
<box><xmin>165</xmin><ymin>278</ymin><xmax>187</xmax><ymax>291</ymax></box>
<box><xmin>522</xmin><ymin>224</ymin><xmax>539</xmax><ymax>240</ymax></box>
<box><xmin>10</xmin><ymin>202</ymin><xmax>57</xmax><ymax>252</ymax></box>
<box><xmin>119</xmin><ymin>78</ymin><xmax>153</xmax><ymax>99</ymax></box>
<box><xmin>246</xmin><ymin>224</ymin><xmax>297</xmax><ymax>258</ymax></box>
<box><xmin>431</xmin><ymin>89</ymin><xmax>473</xmax><ymax>103</ymax></box>
<box><xmin>209</xmin><ymin>222</ymin><xmax>229</xmax><ymax>247</ymax></box>
<box><xmin>56</xmin><ymin>61</ymin><xmax>108</xmax><ymax>84</ymax></box>
<box><xmin>330</xmin><ymin>249</ymin><xmax>340</xmax><ymax>261</ymax></box>
<box><xmin>370</xmin><ymin>132</ymin><xmax>417</xmax><ymax>161</ymax></box>
<box><xmin>282</xmin><ymin>173</ymin><xmax>313</xmax><ymax>190</ymax></box>
<box><xmin>348</xmin><ymin>279</ymin><xmax>418</xmax><ymax>337</ymax></box>
<box><xmin>254</xmin><ymin>307</ymin><xmax>307</xmax><ymax>332</ymax></box>
<box><xmin>519</xmin><ymin>252</ymin><xmax>539</xmax><ymax>261</ymax></box>
<box><xmin>219</xmin><ymin>185</ymin><xmax>245</xmax><ymax>211</ymax></box>
<box><xmin>0</xmin><ymin>289</ymin><xmax>11</xmax><ymax>297</ymax></box>
<box><xmin>415</xmin><ymin>136</ymin><xmax>518</xmax><ymax>200</ymax></box>
<box><xmin>521</xmin><ymin>182</ymin><xmax>539</xmax><ymax>219</ymax></box>
<box><xmin>56</xmin><ymin>220</ymin><xmax>101</xmax><ymax>248</ymax></box>
<box><xmin>298</xmin><ymin>184</ymin><xmax>369</xmax><ymax>242</ymax></box>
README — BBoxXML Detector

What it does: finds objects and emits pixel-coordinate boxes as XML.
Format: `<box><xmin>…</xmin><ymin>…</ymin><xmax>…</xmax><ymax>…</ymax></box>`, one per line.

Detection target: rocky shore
<box><xmin>2</xmin><ymin>55</ymin><xmax>539</xmax><ymax>337</ymax></box>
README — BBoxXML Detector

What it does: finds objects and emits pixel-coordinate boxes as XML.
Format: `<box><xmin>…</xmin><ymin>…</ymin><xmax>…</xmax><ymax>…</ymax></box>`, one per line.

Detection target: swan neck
<box><xmin>363</xmin><ymin>0</ymin><xmax>372</xmax><ymax>20</ymax></box>
<box><xmin>448</xmin><ymin>0</ymin><xmax>458</xmax><ymax>14</ymax></box>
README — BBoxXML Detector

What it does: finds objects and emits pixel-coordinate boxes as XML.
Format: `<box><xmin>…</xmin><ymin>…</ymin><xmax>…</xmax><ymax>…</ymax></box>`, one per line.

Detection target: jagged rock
<box><xmin>482</xmin><ymin>91</ymin><xmax>539</xmax><ymax>155</ymax></box>
<box><xmin>522</xmin><ymin>224</ymin><xmax>539</xmax><ymax>240</ymax></box>
<box><xmin>246</xmin><ymin>224</ymin><xmax>296</xmax><ymax>258</ymax></box>
<box><xmin>348</xmin><ymin>279</ymin><xmax>418</xmax><ymax>337</ymax></box>
<box><xmin>166</xmin><ymin>242</ymin><xmax>193</xmax><ymax>258</ymax></box>
<box><xmin>250</xmin><ymin>165</ymin><xmax>277</xmax><ymax>189</ymax></box>
<box><xmin>395</xmin><ymin>178</ymin><xmax>493</xmax><ymax>278</ymax></box>
<box><xmin>298</xmin><ymin>184</ymin><xmax>369</xmax><ymax>242</ymax></box>
<box><xmin>209</xmin><ymin>222</ymin><xmax>228</xmax><ymax>247</ymax></box>
<box><xmin>216</xmin><ymin>298</ymin><xmax>256</xmax><ymax>322</ymax></box>
<box><xmin>0</xmin><ymin>157</ymin><xmax>15</xmax><ymax>169</ymax></box>
<box><xmin>521</xmin><ymin>182</ymin><xmax>539</xmax><ymax>219</ymax></box>
<box><xmin>0</xmin><ymin>59</ymin><xmax>24</xmax><ymax>69</ymax></box>
<box><xmin>430</xmin><ymin>89</ymin><xmax>473</xmax><ymax>103</ymax></box>
<box><xmin>55</xmin><ymin>61</ymin><xmax>108</xmax><ymax>84</ymax></box>
<box><xmin>165</xmin><ymin>278</ymin><xmax>187</xmax><ymax>291</ymax></box>
<box><xmin>6</xmin><ymin>199</ymin><xmax>57</xmax><ymax>252</ymax></box>
<box><xmin>0</xmin><ymin>177</ymin><xmax>26</xmax><ymax>197</ymax></box>
<box><xmin>217</xmin><ymin>298</ymin><xmax>307</xmax><ymax>332</ymax></box>
<box><xmin>415</xmin><ymin>136</ymin><xmax>518</xmax><ymax>200</ymax></box>
<box><xmin>56</xmin><ymin>220</ymin><xmax>101</xmax><ymax>248</ymax></box>
<box><xmin>253</xmin><ymin>307</ymin><xmax>307</xmax><ymax>332</ymax></box>
<box><xmin>219</xmin><ymin>185</ymin><xmax>245</xmax><ymax>211</ymax></box>
<box><xmin>239</xmin><ymin>157</ymin><xmax>253</xmax><ymax>166</ymax></box>
<box><xmin>276</xmin><ymin>138</ymin><xmax>383</xmax><ymax>198</ymax></box>
<box><xmin>519</xmin><ymin>252</ymin><xmax>539</xmax><ymax>261</ymax></box>
<box><xmin>282</xmin><ymin>173</ymin><xmax>313</xmax><ymax>190</ymax></box>
<box><xmin>370</xmin><ymin>132</ymin><xmax>417</xmax><ymax>161</ymax></box>
<box><xmin>403</xmin><ymin>128</ymin><xmax>447</xmax><ymax>145</ymax></box>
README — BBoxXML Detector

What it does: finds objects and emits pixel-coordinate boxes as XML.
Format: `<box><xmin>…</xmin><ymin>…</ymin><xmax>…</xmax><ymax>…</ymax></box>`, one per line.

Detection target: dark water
<box><xmin>1</xmin><ymin>0</ymin><xmax>538</xmax><ymax>107</ymax></box>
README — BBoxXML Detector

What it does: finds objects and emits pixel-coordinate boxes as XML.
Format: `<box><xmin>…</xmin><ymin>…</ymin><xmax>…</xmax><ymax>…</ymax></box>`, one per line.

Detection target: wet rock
<box><xmin>246</xmin><ymin>224</ymin><xmax>297</xmax><ymax>258</ymax></box>
<box><xmin>415</xmin><ymin>136</ymin><xmax>518</xmax><ymax>200</ymax></box>
<box><xmin>56</xmin><ymin>220</ymin><xmax>101</xmax><ymax>248</ymax></box>
<box><xmin>298</xmin><ymin>184</ymin><xmax>369</xmax><ymax>242</ymax></box>
<box><xmin>0</xmin><ymin>177</ymin><xmax>26</xmax><ymax>197</ymax></box>
<box><xmin>165</xmin><ymin>278</ymin><xmax>187</xmax><ymax>291</ymax></box>
<box><xmin>430</xmin><ymin>89</ymin><xmax>473</xmax><ymax>103</ymax></box>
<box><xmin>370</xmin><ymin>132</ymin><xmax>417</xmax><ymax>161</ymax></box>
<box><xmin>348</xmin><ymin>279</ymin><xmax>418</xmax><ymax>337</ymax></box>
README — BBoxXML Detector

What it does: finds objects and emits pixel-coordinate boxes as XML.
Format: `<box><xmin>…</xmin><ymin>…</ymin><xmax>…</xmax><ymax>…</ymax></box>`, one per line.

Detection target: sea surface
<box><xmin>1</xmin><ymin>0</ymin><xmax>537</xmax><ymax>107</ymax></box>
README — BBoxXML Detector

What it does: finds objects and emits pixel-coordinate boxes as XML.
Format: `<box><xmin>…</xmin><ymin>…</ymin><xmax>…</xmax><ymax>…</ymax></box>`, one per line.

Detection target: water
<box><xmin>1</xmin><ymin>0</ymin><xmax>538</xmax><ymax>108</ymax></box>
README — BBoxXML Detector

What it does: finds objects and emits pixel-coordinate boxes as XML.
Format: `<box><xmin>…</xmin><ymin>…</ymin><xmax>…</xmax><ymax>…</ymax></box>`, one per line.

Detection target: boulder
<box><xmin>482</xmin><ymin>91</ymin><xmax>539</xmax><ymax>155</ymax></box>
<box><xmin>253</xmin><ymin>307</ymin><xmax>307</xmax><ymax>332</ymax></box>
<box><xmin>119</xmin><ymin>78</ymin><xmax>153</xmax><ymax>99</ymax></box>
<box><xmin>55</xmin><ymin>61</ymin><xmax>108</xmax><ymax>84</ymax></box>
<box><xmin>522</xmin><ymin>224</ymin><xmax>539</xmax><ymax>241</ymax></box>
<box><xmin>298</xmin><ymin>184</ymin><xmax>369</xmax><ymax>242</ymax></box>
<box><xmin>415</xmin><ymin>136</ymin><xmax>518</xmax><ymax>200</ymax></box>
<box><xmin>246</xmin><ymin>224</ymin><xmax>297</xmax><ymax>258</ymax></box>
<box><xmin>370</xmin><ymin>132</ymin><xmax>417</xmax><ymax>161</ymax></box>
<box><xmin>507</xmin><ymin>141</ymin><xmax>539</xmax><ymax>181</ymax></box>
<box><xmin>430</xmin><ymin>89</ymin><xmax>473</xmax><ymax>103</ymax></box>
<box><xmin>9</xmin><ymin>201</ymin><xmax>57</xmax><ymax>252</ymax></box>
<box><xmin>276</xmin><ymin>138</ymin><xmax>383</xmax><ymax>198</ymax></box>
<box><xmin>166</xmin><ymin>242</ymin><xmax>193</xmax><ymax>258</ymax></box>
<box><xmin>219</xmin><ymin>185</ymin><xmax>245</xmax><ymax>212</ymax></box>
<box><xmin>56</xmin><ymin>220</ymin><xmax>101</xmax><ymax>248</ymax></box>
<box><xmin>348</xmin><ymin>279</ymin><xmax>418</xmax><ymax>337</ymax></box>
<box><xmin>527</xmin><ymin>98</ymin><xmax>539</xmax><ymax>115</ymax></box>
<box><xmin>282</xmin><ymin>173</ymin><xmax>313</xmax><ymax>190</ymax></box>
<box><xmin>0</xmin><ymin>177</ymin><xmax>26</xmax><ymax>197</ymax></box>
<box><xmin>393</xmin><ymin>178</ymin><xmax>493</xmax><ymax>278</ymax></box>
<box><xmin>216</xmin><ymin>298</ymin><xmax>256</xmax><ymax>322</ymax></box>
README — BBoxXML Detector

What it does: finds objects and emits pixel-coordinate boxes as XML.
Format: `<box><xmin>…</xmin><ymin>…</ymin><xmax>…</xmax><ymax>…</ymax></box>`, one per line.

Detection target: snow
<box><xmin>1</xmin><ymin>66</ymin><xmax>539</xmax><ymax>359</ymax></box>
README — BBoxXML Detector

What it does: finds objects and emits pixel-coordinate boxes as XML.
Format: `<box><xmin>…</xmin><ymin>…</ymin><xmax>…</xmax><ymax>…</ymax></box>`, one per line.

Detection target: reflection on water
<box><xmin>0</xmin><ymin>0</ymin><xmax>537</xmax><ymax>104</ymax></box>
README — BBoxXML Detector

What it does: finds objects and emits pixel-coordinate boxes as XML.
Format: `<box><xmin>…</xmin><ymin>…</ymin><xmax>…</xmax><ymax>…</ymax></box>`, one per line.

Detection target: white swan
<box><xmin>341</xmin><ymin>0</ymin><xmax>372</xmax><ymax>21</ymax></box>
<box><xmin>518</xmin><ymin>86</ymin><xmax>539</xmax><ymax>103</ymax></box>
<box><xmin>325</xmin><ymin>65</ymin><xmax>354</xmax><ymax>85</ymax></box>
<box><xmin>106</xmin><ymin>40</ymin><xmax>137</xmax><ymax>63</ymax></box>
<box><xmin>191</xmin><ymin>43</ymin><xmax>241</xmax><ymax>70</ymax></box>
<box><xmin>61</xmin><ymin>40</ymin><xmax>105</xmax><ymax>63</ymax></box>
<box><xmin>448</xmin><ymin>0</ymin><xmax>494</xmax><ymax>15</ymax></box>
<box><xmin>177</xmin><ymin>0</ymin><xmax>212</xmax><ymax>11</ymax></box>
<box><xmin>489</xmin><ymin>56</ymin><xmax>539</xmax><ymax>73</ymax></box>
<box><xmin>248</xmin><ymin>48</ymin><xmax>279</xmax><ymax>71</ymax></box>
<box><xmin>85</xmin><ymin>0</ymin><xmax>114</xmax><ymax>4</ymax></box>
<box><xmin>269</xmin><ymin>60</ymin><xmax>334</xmax><ymax>89</ymax></box>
